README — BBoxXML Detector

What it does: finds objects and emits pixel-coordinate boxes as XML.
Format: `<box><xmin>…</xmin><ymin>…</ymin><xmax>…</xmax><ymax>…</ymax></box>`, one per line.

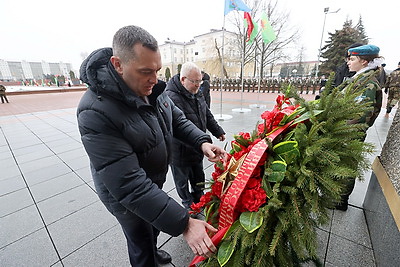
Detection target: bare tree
<box><xmin>214</xmin><ymin>38</ymin><xmax>228</xmax><ymax>78</ymax></box>
<box><xmin>228</xmin><ymin>0</ymin><xmax>299</xmax><ymax>79</ymax></box>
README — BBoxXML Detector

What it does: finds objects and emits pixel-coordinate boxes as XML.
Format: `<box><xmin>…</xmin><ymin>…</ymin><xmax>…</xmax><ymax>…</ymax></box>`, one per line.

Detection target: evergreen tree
<box><xmin>165</xmin><ymin>67</ymin><xmax>171</xmax><ymax>81</ymax></box>
<box><xmin>319</xmin><ymin>19</ymin><xmax>368</xmax><ymax>76</ymax></box>
<box><xmin>69</xmin><ymin>70</ymin><xmax>76</xmax><ymax>80</ymax></box>
<box><xmin>355</xmin><ymin>16</ymin><xmax>368</xmax><ymax>44</ymax></box>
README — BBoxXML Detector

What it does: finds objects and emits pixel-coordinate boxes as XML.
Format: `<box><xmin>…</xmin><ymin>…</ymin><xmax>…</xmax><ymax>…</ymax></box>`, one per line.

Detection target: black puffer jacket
<box><xmin>77</xmin><ymin>48</ymin><xmax>212</xmax><ymax>236</ymax></box>
<box><xmin>165</xmin><ymin>74</ymin><xmax>225</xmax><ymax>166</ymax></box>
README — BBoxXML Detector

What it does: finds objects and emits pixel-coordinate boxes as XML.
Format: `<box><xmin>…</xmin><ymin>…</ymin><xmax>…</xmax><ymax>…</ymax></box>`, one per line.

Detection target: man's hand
<box><xmin>201</xmin><ymin>142</ymin><xmax>227</xmax><ymax>162</ymax></box>
<box><xmin>183</xmin><ymin>218</ymin><xmax>218</xmax><ymax>258</ymax></box>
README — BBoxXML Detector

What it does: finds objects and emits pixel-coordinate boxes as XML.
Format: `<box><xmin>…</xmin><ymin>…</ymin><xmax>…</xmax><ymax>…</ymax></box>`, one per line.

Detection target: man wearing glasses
<box><xmin>165</xmin><ymin>62</ymin><xmax>225</xmax><ymax>212</ymax></box>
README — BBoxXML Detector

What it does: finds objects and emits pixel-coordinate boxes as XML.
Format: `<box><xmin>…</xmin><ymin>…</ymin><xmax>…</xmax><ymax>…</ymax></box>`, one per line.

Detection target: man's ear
<box><xmin>111</xmin><ymin>56</ymin><xmax>123</xmax><ymax>75</ymax></box>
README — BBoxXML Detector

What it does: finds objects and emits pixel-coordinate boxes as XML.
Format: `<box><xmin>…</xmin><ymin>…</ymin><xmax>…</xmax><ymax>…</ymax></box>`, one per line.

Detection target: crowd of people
<box><xmin>209</xmin><ymin>76</ymin><xmax>329</xmax><ymax>94</ymax></box>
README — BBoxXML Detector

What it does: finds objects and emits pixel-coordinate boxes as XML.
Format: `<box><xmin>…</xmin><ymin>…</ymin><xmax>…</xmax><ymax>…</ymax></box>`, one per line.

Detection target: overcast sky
<box><xmin>1</xmin><ymin>0</ymin><xmax>398</xmax><ymax>73</ymax></box>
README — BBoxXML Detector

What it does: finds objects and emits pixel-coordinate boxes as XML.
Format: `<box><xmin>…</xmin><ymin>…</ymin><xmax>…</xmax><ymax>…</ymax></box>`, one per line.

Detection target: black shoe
<box><xmin>335</xmin><ymin>201</ymin><xmax>348</xmax><ymax>211</ymax></box>
<box><xmin>156</xmin><ymin>249</ymin><xmax>172</xmax><ymax>264</ymax></box>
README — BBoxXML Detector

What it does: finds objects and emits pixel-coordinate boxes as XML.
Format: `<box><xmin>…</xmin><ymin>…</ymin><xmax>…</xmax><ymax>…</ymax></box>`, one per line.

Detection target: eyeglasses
<box><xmin>185</xmin><ymin>77</ymin><xmax>203</xmax><ymax>85</ymax></box>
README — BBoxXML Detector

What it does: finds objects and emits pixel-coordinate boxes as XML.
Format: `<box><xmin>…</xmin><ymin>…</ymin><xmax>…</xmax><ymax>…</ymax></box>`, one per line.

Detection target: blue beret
<box><xmin>348</xmin><ymin>44</ymin><xmax>380</xmax><ymax>56</ymax></box>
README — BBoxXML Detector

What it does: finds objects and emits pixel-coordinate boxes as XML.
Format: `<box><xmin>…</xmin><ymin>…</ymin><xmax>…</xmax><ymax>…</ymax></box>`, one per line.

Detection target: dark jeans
<box><xmin>171</xmin><ymin>162</ymin><xmax>204</xmax><ymax>208</ymax></box>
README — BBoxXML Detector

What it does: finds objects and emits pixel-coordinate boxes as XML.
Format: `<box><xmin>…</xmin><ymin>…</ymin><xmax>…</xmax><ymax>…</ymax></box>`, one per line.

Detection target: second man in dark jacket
<box><xmin>166</xmin><ymin>62</ymin><xmax>225</xmax><ymax>209</ymax></box>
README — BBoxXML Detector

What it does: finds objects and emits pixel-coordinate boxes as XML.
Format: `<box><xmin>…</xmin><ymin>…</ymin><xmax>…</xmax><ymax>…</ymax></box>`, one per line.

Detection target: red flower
<box><xmin>257</xmin><ymin>123</ymin><xmax>266</xmax><ymax>136</ymax></box>
<box><xmin>211</xmin><ymin>181</ymin><xmax>223</xmax><ymax>198</ymax></box>
<box><xmin>190</xmin><ymin>191</ymin><xmax>213</xmax><ymax>213</ymax></box>
<box><xmin>212</xmin><ymin>161</ymin><xmax>226</xmax><ymax>181</ymax></box>
<box><xmin>246</xmin><ymin>177</ymin><xmax>260</xmax><ymax>188</ymax></box>
<box><xmin>196</xmin><ymin>95</ymin><xmax>299</xmax><ymax>224</ymax></box>
<box><xmin>238</xmin><ymin>132</ymin><xmax>251</xmax><ymax>140</ymax></box>
<box><xmin>233</xmin><ymin>148</ymin><xmax>247</xmax><ymax>161</ymax></box>
<box><xmin>276</xmin><ymin>95</ymin><xmax>292</xmax><ymax>108</ymax></box>
<box><xmin>236</xmin><ymin>178</ymin><xmax>267</xmax><ymax>213</ymax></box>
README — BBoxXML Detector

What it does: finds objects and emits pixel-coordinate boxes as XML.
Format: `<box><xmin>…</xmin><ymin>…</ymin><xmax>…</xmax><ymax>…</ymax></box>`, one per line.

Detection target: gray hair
<box><xmin>112</xmin><ymin>25</ymin><xmax>158</xmax><ymax>63</ymax></box>
<box><xmin>180</xmin><ymin>62</ymin><xmax>201</xmax><ymax>77</ymax></box>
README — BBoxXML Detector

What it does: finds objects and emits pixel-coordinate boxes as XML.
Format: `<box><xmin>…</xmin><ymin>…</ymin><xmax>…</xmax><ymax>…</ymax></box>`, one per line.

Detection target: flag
<box><xmin>244</xmin><ymin>12</ymin><xmax>258</xmax><ymax>44</ymax></box>
<box><xmin>224</xmin><ymin>0</ymin><xmax>251</xmax><ymax>16</ymax></box>
<box><xmin>260</xmin><ymin>11</ymin><xmax>276</xmax><ymax>44</ymax></box>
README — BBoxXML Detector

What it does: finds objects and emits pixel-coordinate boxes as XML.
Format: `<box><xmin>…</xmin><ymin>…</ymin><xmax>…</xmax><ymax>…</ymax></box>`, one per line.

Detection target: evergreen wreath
<box><xmin>190</xmin><ymin>74</ymin><xmax>375</xmax><ymax>267</ymax></box>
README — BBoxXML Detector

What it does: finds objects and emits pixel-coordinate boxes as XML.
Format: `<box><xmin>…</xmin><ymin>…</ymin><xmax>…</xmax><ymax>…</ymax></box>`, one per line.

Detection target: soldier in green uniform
<box><xmin>336</xmin><ymin>44</ymin><xmax>383</xmax><ymax>210</ymax></box>
<box><xmin>385</xmin><ymin>62</ymin><xmax>400</xmax><ymax>115</ymax></box>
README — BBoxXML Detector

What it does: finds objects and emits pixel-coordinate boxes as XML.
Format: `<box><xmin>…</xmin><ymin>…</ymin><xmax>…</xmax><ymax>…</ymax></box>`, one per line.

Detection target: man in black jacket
<box><xmin>77</xmin><ymin>25</ymin><xmax>225</xmax><ymax>267</ymax></box>
<box><xmin>200</xmin><ymin>71</ymin><xmax>211</xmax><ymax>108</ymax></box>
<box><xmin>166</xmin><ymin>62</ymin><xmax>225</xmax><ymax>210</ymax></box>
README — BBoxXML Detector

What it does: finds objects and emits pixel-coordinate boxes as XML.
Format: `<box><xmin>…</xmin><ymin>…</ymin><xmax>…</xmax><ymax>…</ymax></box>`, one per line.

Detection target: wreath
<box><xmin>190</xmin><ymin>79</ymin><xmax>374</xmax><ymax>267</ymax></box>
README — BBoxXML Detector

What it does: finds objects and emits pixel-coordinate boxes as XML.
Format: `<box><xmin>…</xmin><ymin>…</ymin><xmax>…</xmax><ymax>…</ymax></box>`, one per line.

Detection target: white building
<box><xmin>0</xmin><ymin>59</ymin><xmax>73</xmax><ymax>81</ymax></box>
<box><xmin>159</xmin><ymin>29</ymin><xmax>241</xmax><ymax>79</ymax></box>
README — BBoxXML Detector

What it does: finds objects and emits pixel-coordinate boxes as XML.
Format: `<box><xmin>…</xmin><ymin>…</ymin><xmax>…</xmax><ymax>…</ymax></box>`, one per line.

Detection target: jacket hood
<box><xmin>80</xmin><ymin>47</ymin><xmax>112</xmax><ymax>87</ymax></box>
<box><xmin>80</xmin><ymin>47</ymin><xmax>146</xmax><ymax>107</ymax></box>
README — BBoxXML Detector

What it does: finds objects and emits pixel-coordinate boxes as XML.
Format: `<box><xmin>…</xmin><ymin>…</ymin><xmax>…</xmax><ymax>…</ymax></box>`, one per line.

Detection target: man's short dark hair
<box><xmin>112</xmin><ymin>25</ymin><xmax>158</xmax><ymax>63</ymax></box>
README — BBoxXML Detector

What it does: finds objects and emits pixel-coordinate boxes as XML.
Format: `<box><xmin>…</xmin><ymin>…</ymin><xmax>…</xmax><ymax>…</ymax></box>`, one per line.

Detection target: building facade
<box><xmin>0</xmin><ymin>59</ymin><xmax>72</xmax><ymax>81</ymax></box>
<box><xmin>159</xmin><ymin>29</ymin><xmax>243</xmax><ymax>80</ymax></box>
<box><xmin>159</xmin><ymin>29</ymin><xmax>318</xmax><ymax>80</ymax></box>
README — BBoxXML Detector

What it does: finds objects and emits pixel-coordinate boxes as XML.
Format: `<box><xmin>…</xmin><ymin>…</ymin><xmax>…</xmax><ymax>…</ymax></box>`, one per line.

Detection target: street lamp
<box><xmin>315</xmin><ymin>7</ymin><xmax>340</xmax><ymax>78</ymax></box>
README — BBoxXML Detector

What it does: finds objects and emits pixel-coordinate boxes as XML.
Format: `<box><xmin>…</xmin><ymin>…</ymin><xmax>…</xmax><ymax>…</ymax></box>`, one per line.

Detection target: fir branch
<box><xmin>269</xmin><ymin>212</ymin><xmax>290</xmax><ymax>255</ymax></box>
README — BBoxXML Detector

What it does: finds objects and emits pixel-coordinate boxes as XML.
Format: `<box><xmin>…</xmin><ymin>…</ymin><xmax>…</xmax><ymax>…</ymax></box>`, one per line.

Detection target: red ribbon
<box><xmin>219</xmin><ymin>122</ymin><xmax>293</xmax><ymax>229</ymax></box>
<box><xmin>189</xmin><ymin>121</ymin><xmax>294</xmax><ymax>267</ymax></box>
<box><xmin>218</xmin><ymin>138</ymin><xmax>268</xmax><ymax>228</ymax></box>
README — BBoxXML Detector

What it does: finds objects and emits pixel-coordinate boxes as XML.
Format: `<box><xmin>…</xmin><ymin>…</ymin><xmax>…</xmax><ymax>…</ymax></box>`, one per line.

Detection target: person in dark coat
<box><xmin>165</xmin><ymin>62</ymin><xmax>225</xmax><ymax>210</ymax></box>
<box><xmin>200</xmin><ymin>71</ymin><xmax>211</xmax><ymax>107</ymax></box>
<box><xmin>77</xmin><ymin>25</ymin><xmax>225</xmax><ymax>266</ymax></box>
<box><xmin>0</xmin><ymin>84</ymin><xmax>9</xmax><ymax>103</ymax></box>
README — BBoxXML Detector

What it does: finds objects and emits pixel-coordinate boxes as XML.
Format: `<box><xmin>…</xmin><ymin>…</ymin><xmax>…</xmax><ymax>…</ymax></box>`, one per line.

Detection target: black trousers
<box><xmin>340</xmin><ymin>177</ymin><xmax>356</xmax><ymax>204</ymax></box>
<box><xmin>171</xmin><ymin>161</ymin><xmax>204</xmax><ymax>209</ymax></box>
<box><xmin>1</xmin><ymin>95</ymin><xmax>8</xmax><ymax>103</ymax></box>
<box><xmin>103</xmin><ymin>180</ymin><xmax>164</xmax><ymax>267</ymax></box>
<box><xmin>114</xmin><ymin>210</ymin><xmax>160</xmax><ymax>267</ymax></box>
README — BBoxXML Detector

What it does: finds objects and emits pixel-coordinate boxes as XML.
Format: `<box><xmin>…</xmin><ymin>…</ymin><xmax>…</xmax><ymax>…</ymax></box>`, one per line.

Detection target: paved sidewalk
<box><xmin>0</xmin><ymin>90</ymin><xmax>395</xmax><ymax>266</ymax></box>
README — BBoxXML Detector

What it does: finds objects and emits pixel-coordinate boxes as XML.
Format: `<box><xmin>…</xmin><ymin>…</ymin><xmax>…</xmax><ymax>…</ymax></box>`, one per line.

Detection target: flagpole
<box><xmin>240</xmin><ymin>24</ymin><xmax>246</xmax><ymax>110</ymax></box>
<box><xmin>220</xmin><ymin>0</ymin><xmax>252</xmax><ymax>117</ymax></box>
<box><xmin>215</xmin><ymin>11</ymin><xmax>232</xmax><ymax>121</ymax></box>
<box><xmin>232</xmin><ymin>13</ymin><xmax>251</xmax><ymax>113</ymax></box>
<box><xmin>220</xmin><ymin>16</ymin><xmax>225</xmax><ymax>117</ymax></box>
<box><xmin>256</xmin><ymin>55</ymin><xmax>261</xmax><ymax>107</ymax></box>
<box><xmin>249</xmin><ymin>37</ymin><xmax>265</xmax><ymax>109</ymax></box>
